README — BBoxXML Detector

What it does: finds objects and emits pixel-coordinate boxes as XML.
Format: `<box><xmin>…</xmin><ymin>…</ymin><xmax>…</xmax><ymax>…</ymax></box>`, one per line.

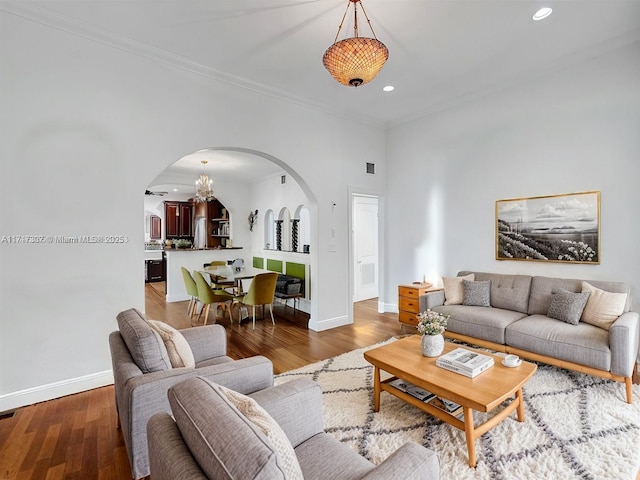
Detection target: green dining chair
<box><xmin>181</xmin><ymin>267</ymin><xmax>199</xmax><ymax>319</ymax></box>
<box><xmin>193</xmin><ymin>271</ymin><xmax>234</xmax><ymax>325</ymax></box>
<box><xmin>233</xmin><ymin>272</ymin><xmax>279</xmax><ymax>330</ymax></box>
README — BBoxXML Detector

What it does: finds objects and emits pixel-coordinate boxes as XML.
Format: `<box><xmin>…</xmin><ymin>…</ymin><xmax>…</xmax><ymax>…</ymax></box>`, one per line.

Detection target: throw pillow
<box><xmin>462</xmin><ymin>280</ymin><xmax>491</xmax><ymax>307</ymax></box>
<box><xmin>580</xmin><ymin>282</ymin><xmax>627</xmax><ymax>330</ymax></box>
<box><xmin>218</xmin><ymin>384</ymin><xmax>304</xmax><ymax>480</ymax></box>
<box><xmin>547</xmin><ymin>288</ymin><xmax>590</xmax><ymax>325</ymax></box>
<box><xmin>443</xmin><ymin>274</ymin><xmax>475</xmax><ymax>305</ymax></box>
<box><xmin>147</xmin><ymin>320</ymin><xmax>195</xmax><ymax>369</ymax></box>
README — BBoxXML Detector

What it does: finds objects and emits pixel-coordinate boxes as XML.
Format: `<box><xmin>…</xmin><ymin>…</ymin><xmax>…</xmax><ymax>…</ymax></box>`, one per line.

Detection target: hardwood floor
<box><xmin>0</xmin><ymin>283</ymin><xmax>402</xmax><ymax>479</ymax></box>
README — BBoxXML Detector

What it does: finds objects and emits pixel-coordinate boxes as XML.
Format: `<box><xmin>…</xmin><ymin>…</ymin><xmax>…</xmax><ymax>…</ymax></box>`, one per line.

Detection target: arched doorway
<box><xmin>144</xmin><ymin>147</ymin><xmax>318</xmax><ymax>325</ymax></box>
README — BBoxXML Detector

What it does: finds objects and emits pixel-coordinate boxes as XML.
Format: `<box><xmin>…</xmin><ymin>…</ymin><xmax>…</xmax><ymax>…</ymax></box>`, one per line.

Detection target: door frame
<box><xmin>347</xmin><ymin>187</ymin><xmax>385</xmax><ymax>324</ymax></box>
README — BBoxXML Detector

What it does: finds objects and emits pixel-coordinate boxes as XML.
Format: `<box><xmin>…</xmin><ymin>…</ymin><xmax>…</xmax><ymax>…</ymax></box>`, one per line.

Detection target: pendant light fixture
<box><xmin>322</xmin><ymin>0</ymin><xmax>389</xmax><ymax>87</ymax></box>
<box><xmin>195</xmin><ymin>160</ymin><xmax>214</xmax><ymax>202</ymax></box>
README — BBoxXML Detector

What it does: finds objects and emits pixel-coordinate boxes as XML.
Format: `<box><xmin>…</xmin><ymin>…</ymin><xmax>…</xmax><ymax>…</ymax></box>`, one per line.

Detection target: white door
<box><xmin>353</xmin><ymin>196</ymin><xmax>379</xmax><ymax>301</ymax></box>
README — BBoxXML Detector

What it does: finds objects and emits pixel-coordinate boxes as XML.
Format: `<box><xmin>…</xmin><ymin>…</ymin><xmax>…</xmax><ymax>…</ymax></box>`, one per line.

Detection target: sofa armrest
<box><xmin>147</xmin><ymin>413</ymin><xmax>208</xmax><ymax>480</ymax></box>
<box><xmin>358</xmin><ymin>442</ymin><xmax>439</xmax><ymax>480</ymax></box>
<box><xmin>198</xmin><ymin>356</ymin><xmax>274</xmax><ymax>394</ymax></box>
<box><xmin>250</xmin><ymin>378</ymin><xmax>324</xmax><ymax>448</ymax></box>
<box><xmin>609</xmin><ymin>311</ymin><xmax>640</xmax><ymax>377</ymax></box>
<box><xmin>181</xmin><ymin>324</ymin><xmax>227</xmax><ymax>363</ymax></box>
<box><xmin>420</xmin><ymin>290</ymin><xmax>445</xmax><ymax>311</ymax></box>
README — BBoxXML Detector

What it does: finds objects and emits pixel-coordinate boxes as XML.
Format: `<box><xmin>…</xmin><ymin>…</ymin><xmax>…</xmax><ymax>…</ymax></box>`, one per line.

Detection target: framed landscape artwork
<box><xmin>496</xmin><ymin>191</ymin><xmax>600</xmax><ymax>264</ymax></box>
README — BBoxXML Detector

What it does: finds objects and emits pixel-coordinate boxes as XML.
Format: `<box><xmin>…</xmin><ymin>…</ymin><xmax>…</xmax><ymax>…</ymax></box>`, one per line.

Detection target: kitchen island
<box><xmin>164</xmin><ymin>248</ymin><xmax>245</xmax><ymax>302</ymax></box>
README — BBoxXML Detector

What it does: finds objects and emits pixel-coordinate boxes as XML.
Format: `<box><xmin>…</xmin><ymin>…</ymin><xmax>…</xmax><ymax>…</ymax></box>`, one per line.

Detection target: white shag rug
<box><xmin>275</xmin><ymin>338</ymin><xmax>640</xmax><ymax>480</ymax></box>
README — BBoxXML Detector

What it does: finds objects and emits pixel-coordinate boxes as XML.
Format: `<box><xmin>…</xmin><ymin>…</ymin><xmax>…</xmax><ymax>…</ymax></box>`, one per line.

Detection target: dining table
<box><xmin>201</xmin><ymin>265</ymin><xmax>268</xmax><ymax>294</ymax></box>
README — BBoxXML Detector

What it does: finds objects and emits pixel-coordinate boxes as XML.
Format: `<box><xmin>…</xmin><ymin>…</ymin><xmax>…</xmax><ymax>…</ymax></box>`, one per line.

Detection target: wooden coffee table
<box><xmin>364</xmin><ymin>336</ymin><xmax>537</xmax><ymax>467</ymax></box>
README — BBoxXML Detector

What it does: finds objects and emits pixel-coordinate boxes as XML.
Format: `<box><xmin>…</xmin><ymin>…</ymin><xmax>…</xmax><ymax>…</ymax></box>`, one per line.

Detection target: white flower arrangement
<box><xmin>416</xmin><ymin>309</ymin><xmax>449</xmax><ymax>336</ymax></box>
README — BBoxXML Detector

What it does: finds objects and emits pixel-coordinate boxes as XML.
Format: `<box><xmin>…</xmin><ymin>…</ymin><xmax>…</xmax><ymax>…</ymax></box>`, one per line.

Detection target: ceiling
<box><xmin>5</xmin><ymin>0</ymin><xmax>640</xmax><ymax>184</ymax></box>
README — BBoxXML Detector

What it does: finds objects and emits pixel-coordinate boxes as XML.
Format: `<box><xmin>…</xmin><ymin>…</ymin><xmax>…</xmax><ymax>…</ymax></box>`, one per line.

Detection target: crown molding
<box><xmin>1</xmin><ymin>2</ymin><xmax>385</xmax><ymax>130</ymax></box>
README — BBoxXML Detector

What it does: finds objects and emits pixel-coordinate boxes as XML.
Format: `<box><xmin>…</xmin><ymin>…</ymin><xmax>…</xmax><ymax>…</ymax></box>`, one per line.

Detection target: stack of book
<box><xmin>436</xmin><ymin>347</ymin><xmax>494</xmax><ymax>378</ymax></box>
<box><xmin>389</xmin><ymin>379</ymin><xmax>435</xmax><ymax>403</ymax></box>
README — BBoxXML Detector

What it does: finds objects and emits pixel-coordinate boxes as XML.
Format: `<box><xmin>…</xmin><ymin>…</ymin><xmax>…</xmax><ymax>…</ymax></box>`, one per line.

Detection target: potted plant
<box><xmin>416</xmin><ymin>309</ymin><xmax>449</xmax><ymax>357</ymax></box>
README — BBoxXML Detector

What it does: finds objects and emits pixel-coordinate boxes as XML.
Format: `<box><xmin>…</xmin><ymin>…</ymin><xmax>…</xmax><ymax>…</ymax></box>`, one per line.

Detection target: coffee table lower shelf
<box><xmin>375</xmin><ymin>372</ymin><xmax>525</xmax><ymax>468</ymax></box>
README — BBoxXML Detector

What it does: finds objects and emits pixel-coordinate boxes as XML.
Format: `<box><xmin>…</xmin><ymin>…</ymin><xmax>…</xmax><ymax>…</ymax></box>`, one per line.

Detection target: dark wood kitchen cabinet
<box><xmin>149</xmin><ymin>215</ymin><xmax>161</xmax><ymax>240</ymax></box>
<box><xmin>164</xmin><ymin>201</ymin><xmax>193</xmax><ymax>239</ymax></box>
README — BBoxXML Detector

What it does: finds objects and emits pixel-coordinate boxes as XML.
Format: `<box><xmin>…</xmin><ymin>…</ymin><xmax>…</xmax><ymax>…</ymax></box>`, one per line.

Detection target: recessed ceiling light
<box><xmin>383</xmin><ymin>85</ymin><xmax>395</xmax><ymax>92</ymax></box>
<box><xmin>172</xmin><ymin>188</ymin><xmax>178</xmax><ymax>192</ymax></box>
<box><xmin>533</xmin><ymin>7</ymin><xmax>552</xmax><ymax>21</ymax></box>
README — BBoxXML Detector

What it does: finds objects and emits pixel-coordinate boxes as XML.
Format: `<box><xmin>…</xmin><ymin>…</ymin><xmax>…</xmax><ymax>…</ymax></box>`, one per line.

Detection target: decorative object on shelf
<box><xmin>291</xmin><ymin>218</ymin><xmax>299</xmax><ymax>252</ymax></box>
<box><xmin>275</xmin><ymin>220</ymin><xmax>283</xmax><ymax>251</ymax></box>
<box><xmin>496</xmin><ymin>190</ymin><xmax>600</xmax><ymax>264</ymax></box>
<box><xmin>416</xmin><ymin>310</ymin><xmax>449</xmax><ymax>357</ymax></box>
<box><xmin>195</xmin><ymin>160</ymin><xmax>215</xmax><ymax>202</ymax></box>
<box><xmin>248</xmin><ymin>210</ymin><xmax>258</xmax><ymax>232</ymax></box>
<box><xmin>323</xmin><ymin>0</ymin><xmax>389</xmax><ymax>87</ymax></box>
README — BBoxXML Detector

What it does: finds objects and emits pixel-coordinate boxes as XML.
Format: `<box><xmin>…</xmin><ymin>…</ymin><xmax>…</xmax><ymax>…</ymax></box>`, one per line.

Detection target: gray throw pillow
<box><xmin>462</xmin><ymin>280</ymin><xmax>491</xmax><ymax>307</ymax></box>
<box><xmin>547</xmin><ymin>288</ymin><xmax>591</xmax><ymax>325</ymax></box>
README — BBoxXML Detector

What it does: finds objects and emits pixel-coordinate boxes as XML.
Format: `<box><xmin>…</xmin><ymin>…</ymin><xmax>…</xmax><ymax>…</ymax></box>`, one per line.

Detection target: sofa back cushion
<box><xmin>116</xmin><ymin>308</ymin><xmax>171</xmax><ymax>373</ymax></box>
<box><xmin>459</xmin><ymin>272</ymin><xmax>532</xmax><ymax>314</ymax></box>
<box><xmin>168</xmin><ymin>376</ymin><xmax>294</xmax><ymax>480</ymax></box>
<box><xmin>529</xmin><ymin>277</ymin><xmax>631</xmax><ymax>316</ymax></box>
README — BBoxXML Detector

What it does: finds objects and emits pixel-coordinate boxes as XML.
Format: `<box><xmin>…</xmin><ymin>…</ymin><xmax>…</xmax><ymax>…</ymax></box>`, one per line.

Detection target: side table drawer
<box><xmin>399</xmin><ymin>296</ymin><xmax>419</xmax><ymax>312</ymax></box>
<box><xmin>399</xmin><ymin>311</ymin><xmax>419</xmax><ymax>326</ymax></box>
<box><xmin>398</xmin><ymin>286</ymin><xmax>427</xmax><ymax>298</ymax></box>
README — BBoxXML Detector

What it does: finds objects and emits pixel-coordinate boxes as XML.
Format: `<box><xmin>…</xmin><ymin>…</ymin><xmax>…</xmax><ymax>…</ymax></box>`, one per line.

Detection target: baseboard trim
<box><xmin>381</xmin><ymin>302</ymin><xmax>398</xmax><ymax>313</ymax></box>
<box><xmin>0</xmin><ymin>370</ymin><xmax>114</xmax><ymax>412</ymax></box>
<box><xmin>308</xmin><ymin>314</ymin><xmax>350</xmax><ymax>332</ymax></box>
<box><xmin>166</xmin><ymin>293</ymin><xmax>190</xmax><ymax>303</ymax></box>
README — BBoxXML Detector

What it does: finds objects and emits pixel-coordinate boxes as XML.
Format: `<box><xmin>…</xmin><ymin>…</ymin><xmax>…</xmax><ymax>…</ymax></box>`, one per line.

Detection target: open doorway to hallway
<box><xmin>352</xmin><ymin>195</ymin><xmax>379</xmax><ymax>303</ymax></box>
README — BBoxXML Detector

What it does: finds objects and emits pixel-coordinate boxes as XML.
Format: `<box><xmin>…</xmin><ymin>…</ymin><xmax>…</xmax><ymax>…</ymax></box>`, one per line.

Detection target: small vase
<box><xmin>421</xmin><ymin>334</ymin><xmax>444</xmax><ymax>357</ymax></box>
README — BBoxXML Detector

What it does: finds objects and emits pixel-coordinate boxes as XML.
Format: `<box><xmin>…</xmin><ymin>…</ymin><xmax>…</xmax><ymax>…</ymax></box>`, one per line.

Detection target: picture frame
<box><xmin>496</xmin><ymin>191</ymin><xmax>600</xmax><ymax>264</ymax></box>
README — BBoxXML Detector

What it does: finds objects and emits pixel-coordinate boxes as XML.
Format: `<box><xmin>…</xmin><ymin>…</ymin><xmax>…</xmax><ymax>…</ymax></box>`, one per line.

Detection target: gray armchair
<box><xmin>147</xmin><ymin>376</ymin><xmax>440</xmax><ymax>480</ymax></box>
<box><xmin>109</xmin><ymin>308</ymin><xmax>273</xmax><ymax>479</ymax></box>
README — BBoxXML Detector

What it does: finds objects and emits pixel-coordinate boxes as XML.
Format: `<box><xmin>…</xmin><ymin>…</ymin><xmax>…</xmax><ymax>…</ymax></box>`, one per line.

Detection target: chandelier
<box><xmin>322</xmin><ymin>0</ymin><xmax>389</xmax><ymax>87</ymax></box>
<box><xmin>195</xmin><ymin>160</ymin><xmax>214</xmax><ymax>202</ymax></box>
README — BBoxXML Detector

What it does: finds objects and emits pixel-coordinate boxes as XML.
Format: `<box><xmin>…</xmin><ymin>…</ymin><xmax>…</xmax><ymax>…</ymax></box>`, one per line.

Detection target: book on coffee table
<box><xmin>389</xmin><ymin>378</ymin><xmax>436</xmax><ymax>403</ymax></box>
<box><xmin>436</xmin><ymin>347</ymin><xmax>494</xmax><ymax>378</ymax></box>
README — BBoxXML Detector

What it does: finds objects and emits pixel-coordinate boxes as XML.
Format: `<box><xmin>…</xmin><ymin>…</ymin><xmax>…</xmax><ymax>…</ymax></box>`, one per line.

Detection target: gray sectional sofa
<box><xmin>420</xmin><ymin>271</ymin><xmax>639</xmax><ymax>403</ymax></box>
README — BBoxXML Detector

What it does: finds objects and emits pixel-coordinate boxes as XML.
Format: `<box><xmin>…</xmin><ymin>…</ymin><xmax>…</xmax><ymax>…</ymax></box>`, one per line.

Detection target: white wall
<box><xmin>385</xmin><ymin>42</ymin><xmax>640</xmax><ymax>309</ymax></box>
<box><xmin>0</xmin><ymin>11</ymin><xmax>385</xmax><ymax>409</ymax></box>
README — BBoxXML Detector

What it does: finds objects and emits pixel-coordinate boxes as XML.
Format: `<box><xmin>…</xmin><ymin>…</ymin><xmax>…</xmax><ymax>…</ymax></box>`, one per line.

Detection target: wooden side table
<box><xmin>398</xmin><ymin>283</ymin><xmax>440</xmax><ymax>327</ymax></box>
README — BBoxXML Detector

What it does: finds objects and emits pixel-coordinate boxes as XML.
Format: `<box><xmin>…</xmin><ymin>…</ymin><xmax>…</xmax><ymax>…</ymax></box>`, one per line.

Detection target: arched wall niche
<box><xmin>264</xmin><ymin>209</ymin><xmax>275</xmax><ymax>249</ymax></box>
<box><xmin>277</xmin><ymin>207</ymin><xmax>291</xmax><ymax>251</ymax></box>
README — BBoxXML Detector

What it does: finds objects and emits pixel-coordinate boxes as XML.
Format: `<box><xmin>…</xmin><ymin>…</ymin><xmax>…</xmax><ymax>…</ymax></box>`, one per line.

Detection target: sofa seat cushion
<box><xmin>294</xmin><ymin>433</ymin><xmax>373</xmax><ymax>480</ymax></box>
<box><xmin>433</xmin><ymin>305</ymin><xmax>526</xmax><ymax>344</ymax></box>
<box><xmin>505</xmin><ymin>315</ymin><xmax>611</xmax><ymax>371</ymax></box>
<box><xmin>116</xmin><ymin>308</ymin><xmax>171</xmax><ymax>373</ymax></box>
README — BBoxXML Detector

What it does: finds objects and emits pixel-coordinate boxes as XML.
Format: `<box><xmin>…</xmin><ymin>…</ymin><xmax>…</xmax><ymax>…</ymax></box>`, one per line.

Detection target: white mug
<box><xmin>504</xmin><ymin>354</ymin><xmax>520</xmax><ymax>366</ymax></box>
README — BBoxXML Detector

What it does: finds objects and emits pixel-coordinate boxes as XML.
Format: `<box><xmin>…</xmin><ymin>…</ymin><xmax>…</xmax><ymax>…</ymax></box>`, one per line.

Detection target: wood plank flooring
<box><xmin>0</xmin><ymin>283</ymin><xmax>402</xmax><ymax>479</ymax></box>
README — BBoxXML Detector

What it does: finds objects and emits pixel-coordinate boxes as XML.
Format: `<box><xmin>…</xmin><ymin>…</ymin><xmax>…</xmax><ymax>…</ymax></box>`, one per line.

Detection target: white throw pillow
<box><xmin>218</xmin><ymin>384</ymin><xmax>304</xmax><ymax>480</ymax></box>
<box><xmin>147</xmin><ymin>320</ymin><xmax>195</xmax><ymax>368</ymax></box>
<box><xmin>443</xmin><ymin>274</ymin><xmax>475</xmax><ymax>305</ymax></box>
<box><xmin>580</xmin><ymin>282</ymin><xmax>627</xmax><ymax>330</ymax></box>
